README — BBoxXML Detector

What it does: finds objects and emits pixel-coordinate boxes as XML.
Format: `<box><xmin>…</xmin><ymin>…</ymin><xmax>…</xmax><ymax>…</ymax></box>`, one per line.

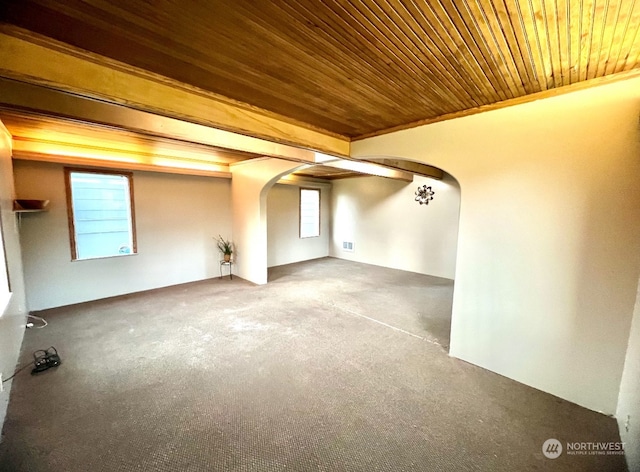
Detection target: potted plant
<box><xmin>216</xmin><ymin>235</ymin><xmax>233</xmax><ymax>262</ymax></box>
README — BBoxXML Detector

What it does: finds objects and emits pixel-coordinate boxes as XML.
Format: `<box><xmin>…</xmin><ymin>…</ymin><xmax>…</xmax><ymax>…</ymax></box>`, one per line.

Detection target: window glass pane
<box><xmin>69</xmin><ymin>171</ymin><xmax>135</xmax><ymax>260</ymax></box>
<box><xmin>0</xmin><ymin>215</ymin><xmax>10</xmax><ymax>316</ymax></box>
<box><xmin>300</xmin><ymin>188</ymin><xmax>320</xmax><ymax>238</ymax></box>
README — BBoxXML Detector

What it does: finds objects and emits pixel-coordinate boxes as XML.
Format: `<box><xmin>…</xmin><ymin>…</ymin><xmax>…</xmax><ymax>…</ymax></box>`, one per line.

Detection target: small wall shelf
<box><xmin>13</xmin><ymin>199</ymin><xmax>50</xmax><ymax>213</ymax></box>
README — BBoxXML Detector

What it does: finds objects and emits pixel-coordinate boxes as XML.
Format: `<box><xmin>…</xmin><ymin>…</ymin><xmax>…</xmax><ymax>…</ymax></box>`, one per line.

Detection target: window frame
<box><xmin>299</xmin><ymin>187</ymin><xmax>321</xmax><ymax>239</ymax></box>
<box><xmin>0</xmin><ymin>211</ymin><xmax>11</xmax><ymax>317</ymax></box>
<box><xmin>64</xmin><ymin>167</ymin><xmax>137</xmax><ymax>261</ymax></box>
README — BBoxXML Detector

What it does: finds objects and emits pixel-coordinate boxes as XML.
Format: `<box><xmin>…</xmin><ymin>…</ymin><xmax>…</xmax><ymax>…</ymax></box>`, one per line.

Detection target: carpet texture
<box><xmin>0</xmin><ymin>258</ymin><xmax>627</xmax><ymax>471</ymax></box>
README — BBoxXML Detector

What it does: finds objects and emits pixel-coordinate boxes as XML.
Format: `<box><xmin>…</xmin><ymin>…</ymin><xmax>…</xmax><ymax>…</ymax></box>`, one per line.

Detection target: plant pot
<box><xmin>224</xmin><ymin>254</ymin><xmax>231</xmax><ymax>262</ymax></box>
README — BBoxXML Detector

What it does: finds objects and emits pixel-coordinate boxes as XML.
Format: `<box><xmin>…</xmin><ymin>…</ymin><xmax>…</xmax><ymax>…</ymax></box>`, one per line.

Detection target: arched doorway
<box><xmin>265</xmin><ymin>158</ymin><xmax>461</xmax><ymax>349</ymax></box>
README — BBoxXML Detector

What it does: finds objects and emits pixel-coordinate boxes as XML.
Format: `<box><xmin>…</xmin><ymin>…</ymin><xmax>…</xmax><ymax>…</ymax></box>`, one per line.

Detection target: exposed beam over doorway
<box><xmin>0</xmin><ymin>29</ymin><xmax>350</xmax><ymax>158</ymax></box>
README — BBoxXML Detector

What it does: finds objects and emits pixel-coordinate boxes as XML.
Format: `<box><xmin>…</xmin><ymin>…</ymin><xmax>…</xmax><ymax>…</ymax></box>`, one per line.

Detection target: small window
<box><xmin>300</xmin><ymin>188</ymin><xmax>320</xmax><ymax>238</ymax></box>
<box><xmin>65</xmin><ymin>168</ymin><xmax>137</xmax><ymax>260</ymax></box>
<box><xmin>0</xmin><ymin>214</ymin><xmax>11</xmax><ymax>316</ymax></box>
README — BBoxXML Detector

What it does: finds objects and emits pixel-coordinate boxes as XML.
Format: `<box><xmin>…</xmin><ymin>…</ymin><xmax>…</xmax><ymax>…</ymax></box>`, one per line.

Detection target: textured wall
<box><xmin>617</xmin><ymin>277</ymin><xmax>640</xmax><ymax>472</ymax></box>
<box><xmin>330</xmin><ymin>174</ymin><xmax>460</xmax><ymax>280</ymax></box>
<box><xmin>267</xmin><ymin>182</ymin><xmax>331</xmax><ymax>268</ymax></box>
<box><xmin>352</xmin><ymin>77</ymin><xmax>640</xmax><ymax>415</ymax></box>
<box><xmin>230</xmin><ymin>159</ymin><xmax>301</xmax><ymax>285</ymax></box>
<box><xmin>13</xmin><ymin>160</ymin><xmax>232</xmax><ymax>310</ymax></box>
<box><xmin>0</xmin><ymin>122</ymin><xmax>27</xmax><ymax>429</ymax></box>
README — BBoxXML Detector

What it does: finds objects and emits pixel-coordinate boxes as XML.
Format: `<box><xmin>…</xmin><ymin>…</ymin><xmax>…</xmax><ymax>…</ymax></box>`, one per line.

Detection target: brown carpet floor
<box><xmin>0</xmin><ymin>257</ymin><xmax>627</xmax><ymax>471</ymax></box>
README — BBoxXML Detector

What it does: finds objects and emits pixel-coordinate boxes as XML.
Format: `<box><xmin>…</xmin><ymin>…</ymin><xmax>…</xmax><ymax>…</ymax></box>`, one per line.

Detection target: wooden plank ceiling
<box><xmin>1</xmin><ymin>0</ymin><xmax>639</xmax><ymax>139</ymax></box>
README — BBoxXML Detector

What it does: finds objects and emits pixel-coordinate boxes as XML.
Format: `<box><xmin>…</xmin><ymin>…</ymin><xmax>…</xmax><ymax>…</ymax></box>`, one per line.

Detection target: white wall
<box><xmin>230</xmin><ymin>158</ymin><xmax>302</xmax><ymax>285</ymax></box>
<box><xmin>0</xmin><ymin>122</ymin><xmax>28</xmax><ymax>429</ymax></box>
<box><xmin>330</xmin><ymin>174</ymin><xmax>460</xmax><ymax>279</ymax></box>
<box><xmin>267</xmin><ymin>182</ymin><xmax>331</xmax><ymax>268</ymax></box>
<box><xmin>352</xmin><ymin>77</ymin><xmax>640</xmax><ymax>415</ymax></box>
<box><xmin>13</xmin><ymin>160</ymin><xmax>232</xmax><ymax>310</ymax></box>
<box><xmin>617</xmin><ymin>277</ymin><xmax>640</xmax><ymax>472</ymax></box>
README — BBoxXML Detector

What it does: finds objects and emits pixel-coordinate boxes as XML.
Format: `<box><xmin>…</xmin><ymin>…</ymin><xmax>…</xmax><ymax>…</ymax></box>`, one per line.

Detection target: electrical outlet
<box><xmin>625</xmin><ymin>415</ymin><xmax>631</xmax><ymax>433</ymax></box>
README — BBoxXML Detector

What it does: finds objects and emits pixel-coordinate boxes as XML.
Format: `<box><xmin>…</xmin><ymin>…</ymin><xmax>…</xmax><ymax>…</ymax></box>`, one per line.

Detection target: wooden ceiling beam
<box><xmin>12</xmin><ymin>151</ymin><xmax>232</xmax><ymax>179</ymax></box>
<box><xmin>322</xmin><ymin>159</ymin><xmax>413</xmax><ymax>182</ymax></box>
<box><xmin>363</xmin><ymin>158</ymin><xmax>443</xmax><ymax>180</ymax></box>
<box><xmin>3</xmin><ymin>112</ymin><xmax>235</xmax><ymax>178</ymax></box>
<box><xmin>0</xmin><ymin>28</ymin><xmax>350</xmax><ymax>158</ymax></box>
<box><xmin>0</xmin><ymin>78</ymin><xmax>330</xmax><ymax>165</ymax></box>
<box><xmin>0</xmin><ymin>111</ymin><xmax>257</xmax><ymax>164</ymax></box>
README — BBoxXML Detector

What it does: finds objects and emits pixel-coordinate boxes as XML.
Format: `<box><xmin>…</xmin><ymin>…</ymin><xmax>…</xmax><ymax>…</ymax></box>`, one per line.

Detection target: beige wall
<box><xmin>330</xmin><ymin>174</ymin><xmax>460</xmax><ymax>279</ymax></box>
<box><xmin>13</xmin><ymin>160</ymin><xmax>232</xmax><ymax>310</ymax></box>
<box><xmin>267</xmin><ymin>182</ymin><xmax>331</xmax><ymax>268</ymax></box>
<box><xmin>0</xmin><ymin>122</ymin><xmax>27</xmax><ymax>428</ymax></box>
<box><xmin>230</xmin><ymin>158</ymin><xmax>302</xmax><ymax>284</ymax></box>
<box><xmin>617</xmin><ymin>277</ymin><xmax>640</xmax><ymax>471</ymax></box>
<box><xmin>352</xmin><ymin>77</ymin><xmax>640</xmax><ymax>415</ymax></box>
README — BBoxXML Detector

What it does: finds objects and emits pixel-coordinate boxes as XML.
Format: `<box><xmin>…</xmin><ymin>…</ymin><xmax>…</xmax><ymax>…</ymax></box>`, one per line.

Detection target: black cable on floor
<box><xmin>2</xmin><ymin>362</ymin><xmax>34</xmax><ymax>383</ymax></box>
